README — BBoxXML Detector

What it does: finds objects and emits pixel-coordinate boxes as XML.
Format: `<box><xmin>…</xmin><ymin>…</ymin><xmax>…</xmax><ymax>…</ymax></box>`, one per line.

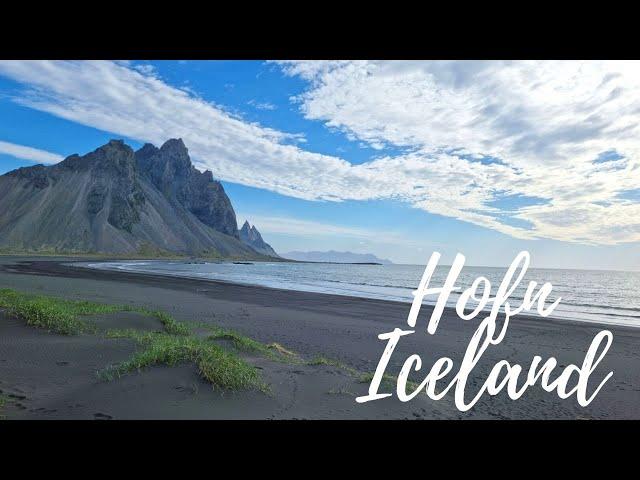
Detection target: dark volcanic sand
<box><xmin>0</xmin><ymin>256</ymin><xmax>638</xmax><ymax>419</ymax></box>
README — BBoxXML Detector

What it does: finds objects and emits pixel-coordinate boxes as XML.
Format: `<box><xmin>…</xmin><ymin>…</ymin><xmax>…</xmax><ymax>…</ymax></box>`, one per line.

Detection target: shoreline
<box><xmin>4</xmin><ymin>252</ymin><xmax>635</xmax><ymax>273</ymax></box>
<box><xmin>0</xmin><ymin>256</ymin><xmax>639</xmax><ymax>419</ymax></box>
<box><xmin>0</xmin><ymin>258</ymin><xmax>589</xmax><ymax>326</ymax></box>
<box><xmin>78</xmin><ymin>258</ymin><xmax>640</xmax><ymax>331</ymax></box>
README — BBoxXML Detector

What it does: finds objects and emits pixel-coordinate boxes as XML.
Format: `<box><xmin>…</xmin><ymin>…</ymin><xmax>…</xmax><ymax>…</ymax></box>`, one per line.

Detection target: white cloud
<box><xmin>238</xmin><ymin>213</ymin><xmax>386</xmax><ymax>239</ymax></box>
<box><xmin>0</xmin><ymin>140</ymin><xmax>63</xmax><ymax>164</ymax></box>
<box><xmin>0</xmin><ymin>60</ymin><xmax>638</xmax><ymax>245</ymax></box>
<box><xmin>247</xmin><ymin>99</ymin><xmax>277</xmax><ymax>111</ymax></box>
<box><xmin>236</xmin><ymin>212</ymin><xmax>447</xmax><ymax>259</ymax></box>
<box><xmin>133</xmin><ymin>64</ymin><xmax>158</xmax><ymax>76</ymax></box>
<box><xmin>278</xmin><ymin>60</ymin><xmax>640</xmax><ymax>244</ymax></box>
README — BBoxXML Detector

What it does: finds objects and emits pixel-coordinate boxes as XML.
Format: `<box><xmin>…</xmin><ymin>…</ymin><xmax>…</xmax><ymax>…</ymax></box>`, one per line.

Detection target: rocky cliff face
<box><xmin>0</xmin><ymin>139</ymin><xmax>268</xmax><ymax>258</ymax></box>
<box><xmin>239</xmin><ymin>221</ymin><xmax>279</xmax><ymax>257</ymax></box>
<box><xmin>135</xmin><ymin>139</ymin><xmax>238</xmax><ymax>238</ymax></box>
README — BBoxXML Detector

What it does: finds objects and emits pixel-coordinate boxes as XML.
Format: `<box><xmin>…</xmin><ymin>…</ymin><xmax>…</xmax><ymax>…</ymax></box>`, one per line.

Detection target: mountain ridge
<box><xmin>0</xmin><ymin>138</ymin><xmax>278</xmax><ymax>259</ymax></box>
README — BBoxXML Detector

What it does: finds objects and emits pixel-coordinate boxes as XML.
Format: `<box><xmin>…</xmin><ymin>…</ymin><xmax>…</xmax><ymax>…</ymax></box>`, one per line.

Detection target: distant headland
<box><xmin>282</xmin><ymin>250</ymin><xmax>393</xmax><ymax>265</ymax></box>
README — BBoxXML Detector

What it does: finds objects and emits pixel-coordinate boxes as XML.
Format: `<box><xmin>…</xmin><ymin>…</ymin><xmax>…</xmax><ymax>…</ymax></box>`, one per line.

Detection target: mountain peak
<box><xmin>136</xmin><ymin>143</ymin><xmax>159</xmax><ymax>160</ymax></box>
<box><xmin>157</xmin><ymin>138</ymin><xmax>191</xmax><ymax>173</ymax></box>
<box><xmin>238</xmin><ymin>220</ymin><xmax>279</xmax><ymax>258</ymax></box>
<box><xmin>97</xmin><ymin>139</ymin><xmax>135</xmax><ymax>163</ymax></box>
<box><xmin>96</xmin><ymin>139</ymin><xmax>133</xmax><ymax>155</ymax></box>
<box><xmin>240</xmin><ymin>220</ymin><xmax>261</xmax><ymax>240</ymax></box>
<box><xmin>160</xmin><ymin>138</ymin><xmax>187</xmax><ymax>155</ymax></box>
<box><xmin>55</xmin><ymin>138</ymin><xmax>134</xmax><ymax>174</ymax></box>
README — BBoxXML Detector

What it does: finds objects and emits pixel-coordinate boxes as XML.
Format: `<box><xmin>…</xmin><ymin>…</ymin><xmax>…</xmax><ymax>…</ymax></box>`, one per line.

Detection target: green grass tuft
<box><xmin>104</xmin><ymin>328</ymin><xmax>142</xmax><ymax>339</ymax></box>
<box><xmin>307</xmin><ymin>356</ymin><xmax>358</xmax><ymax>375</ymax></box>
<box><xmin>101</xmin><ymin>332</ymin><xmax>265</xmax><ymax>391</ymax></box>
<box><xmin>0</xmin><ymin>288</ymin><xmax>122</xmax><ymax>334</ymax></box>
<box><xmin>206</xmin><ymin>326</ymin><xmax>299</xmax><ymax>363</ymax></box>
<box><xmin>135</xmin><ymin>308</ymin><xmax>190</xmax><ymax>336</ymax></box>
<box><xmin>0</xmin><ymin>288</ymin><xmax>191</xmax><ymax>336</ymax></box>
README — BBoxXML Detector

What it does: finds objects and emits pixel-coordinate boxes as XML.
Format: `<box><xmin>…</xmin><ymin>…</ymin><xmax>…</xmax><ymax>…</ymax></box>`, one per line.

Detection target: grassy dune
<box><xmin>0</xmin><ymin>288</ymin><xmax>397</xmax><ymax>394</ymax></box>
<box><xmin>0</xmin><ymin>288</ymin><xmax>122</xmax><ymax>334</ymax></box>
<box><xmin>102</xmin><ymin>332</ymin><xmax>265</xmax><ymax>391</ymax></box>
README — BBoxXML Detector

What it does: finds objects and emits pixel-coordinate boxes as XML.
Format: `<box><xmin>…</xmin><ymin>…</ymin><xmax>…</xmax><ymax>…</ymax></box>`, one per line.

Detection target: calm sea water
<box><xmin>85</xmin><ymin>261</ymin><xmax>640</xmax><ymax>328</ymax></box>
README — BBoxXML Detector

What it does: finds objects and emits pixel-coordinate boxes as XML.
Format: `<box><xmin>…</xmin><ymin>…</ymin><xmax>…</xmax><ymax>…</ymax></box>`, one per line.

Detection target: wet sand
<box><xmin>0</xmin><ymin>256</ymin><xmax>638</xmax><ymax>419</ymax></box>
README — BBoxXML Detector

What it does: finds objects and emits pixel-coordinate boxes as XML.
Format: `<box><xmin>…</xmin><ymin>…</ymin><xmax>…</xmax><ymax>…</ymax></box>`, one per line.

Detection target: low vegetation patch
<box><xmin>1</xmin><ymin>288</ymin><xmax>401</xmax><ymax>395</ymax></box>
<box><xmin>0</xmin><ymin>288</ymin><xmax>189</xmax><ymax>336</ymax></box>
<box><xmin>327</xmin><ymin>388</ymin><xmax>357</xmax><ymax>397</ymax></box>
<box><xmin>0</xmin><ymin>393</ymin><xmax>9</xmax><ymax>419</ymax></box>
<box><xmin>135</xmin><ymin>308</ymin><xmax>190</xmax><ymax>336</ymax></box>
<box><xmin>101</xmin><ymin>332</ymin><xmax>265</xmax><ymax>391</ymax></box>
<box><xmin>206</xmin><ymin>326</ymin><xmax>298</xmax><ymax>362</ymax></box>
<box><xmin>307</xmin><ymin>356</ymin><xmax>358</xmax><ymax>375</ymax></box>
<box><xmin>0</xmin><ymin>288</ymin><xmax>122</xmax><ymax>334</ymax></box>
<box><xmin>306</xmin><ymin>356</ymin><xmax>422</xmax><ymax>392</ymax></box>
<box><xmin>359</xmin><ymin>371</ymin><xmax>397</xmax><ymax>388</ymax></box>
<box><xmin>102</xmin><ymin>325</ymin><xmax>300</xmax><ymax>391</ymax></box>
<box><xmin>0</xmin><ymin>289</ymin><xmax>268</xmax><ymax>392</ymax></box>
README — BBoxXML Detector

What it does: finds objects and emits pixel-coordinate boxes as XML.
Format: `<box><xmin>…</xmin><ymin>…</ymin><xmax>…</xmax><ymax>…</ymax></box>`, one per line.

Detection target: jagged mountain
<box><xmin>239</xmin><ymin>221</ymin><xmax>279</xmax><ymax>257</ymax></box>
<box><xmin>0</xmin><ymin>138</ymin><xmax>273</xmax><ymax>258</ymax></box>
<box><xmin>135</xmin><ymin>139</ymin><xmax>238</xmax><ymax>238</ymax></box>
<box><xmin>282</xmin><ymin>250</ymin><xmax>393</xmax><ymax>264</ymax></box>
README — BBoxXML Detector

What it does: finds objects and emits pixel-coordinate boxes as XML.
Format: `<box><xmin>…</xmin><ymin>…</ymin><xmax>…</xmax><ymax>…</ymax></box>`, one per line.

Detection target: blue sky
<box><xmin>0</xmin><ymin>60</ymin><xmax>639</xmax><ymax>270</ymax></box>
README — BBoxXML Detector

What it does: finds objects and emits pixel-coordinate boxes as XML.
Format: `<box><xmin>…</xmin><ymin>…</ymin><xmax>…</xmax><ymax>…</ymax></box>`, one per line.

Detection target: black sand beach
<box><xmin>0</xmin><ymin>256</ymin><xmax>638</xmax><ymax>419</ymax></box>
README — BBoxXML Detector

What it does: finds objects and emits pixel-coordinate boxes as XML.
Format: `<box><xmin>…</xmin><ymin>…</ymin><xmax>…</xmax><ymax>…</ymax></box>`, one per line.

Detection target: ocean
<box><xmin>84</xmin><ymin>260</ymin><xmax>640</xmax><ymax>328</ymax></box>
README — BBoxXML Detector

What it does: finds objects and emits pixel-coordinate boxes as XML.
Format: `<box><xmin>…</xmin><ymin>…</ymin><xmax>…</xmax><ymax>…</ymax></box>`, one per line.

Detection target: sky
<box><xmin>0</xmin><ymin>60</ymin><xmax>638</xmax><ymax>270</ymax></box>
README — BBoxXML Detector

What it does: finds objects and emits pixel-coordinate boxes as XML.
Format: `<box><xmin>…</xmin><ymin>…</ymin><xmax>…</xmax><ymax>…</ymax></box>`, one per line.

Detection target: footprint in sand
<box><xmin>32</xmin><ymin>407</ymin><xmax>57</xmax><ymax>414</ymax></box>
<box><xmin>93</xmin><ymin>413</ymin><xmax>113</xmax><ymax>420</ymax></box>
<box><xmin>175</xmin><ymin>384</ymin><xmax>199</xmax><ymax>394</ymax></box>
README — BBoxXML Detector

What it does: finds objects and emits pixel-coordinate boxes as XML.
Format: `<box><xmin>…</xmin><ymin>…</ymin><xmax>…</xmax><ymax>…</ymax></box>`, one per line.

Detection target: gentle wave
<box><xmin>289</xmin><ymin>277</ymin><xmax>640</xmax><ymax>313</ymax></box>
